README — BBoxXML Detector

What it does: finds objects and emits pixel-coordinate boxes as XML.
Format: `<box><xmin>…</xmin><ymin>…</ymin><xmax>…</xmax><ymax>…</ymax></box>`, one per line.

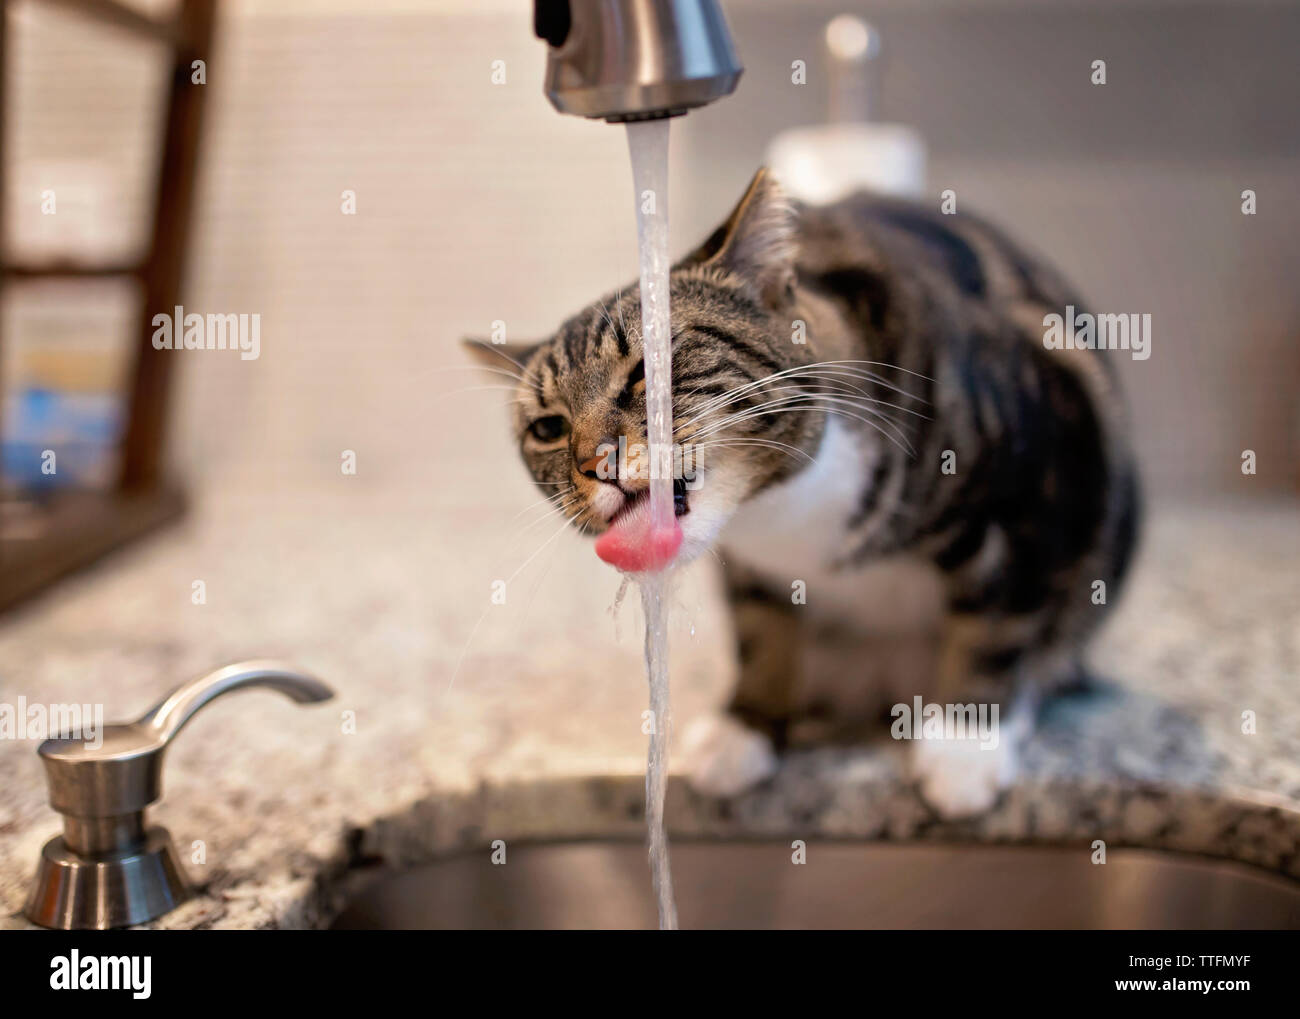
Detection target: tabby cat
<box><xmin>467</xmin><ymin>169</ymin><xmax>1139</xmax><ymax>817</ymax></box>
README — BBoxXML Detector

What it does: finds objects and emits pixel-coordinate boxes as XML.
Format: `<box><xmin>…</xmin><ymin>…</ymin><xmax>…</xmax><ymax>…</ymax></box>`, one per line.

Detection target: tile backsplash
<box><xmin>6</xmin><ymin>0</ymin><xmax>1296</xmax><ymax>496</ymax></box>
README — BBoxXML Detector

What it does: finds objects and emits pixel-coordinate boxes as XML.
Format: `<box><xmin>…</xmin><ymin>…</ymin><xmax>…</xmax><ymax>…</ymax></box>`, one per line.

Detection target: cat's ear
<box><xmin>678</xmin><ymin>167</ymin><xmax>796</xmax><ymax>310</ymax></box>
<box><xmin>462</xmin><ymin>337</ymin><xmax>541</xmax><ymax>376</ymax></box>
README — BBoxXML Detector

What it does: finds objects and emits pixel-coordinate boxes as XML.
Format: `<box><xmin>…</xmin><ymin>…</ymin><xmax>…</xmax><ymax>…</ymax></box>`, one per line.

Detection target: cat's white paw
<box><xmin>911</xmin><ymin>735</ymin><xmax>1016</xmax><ymax>818</ymax></box>
<box><xmin>680</xmin><ymin>713</ymin><xmax>778</xmax><ymax>798</ymax></box>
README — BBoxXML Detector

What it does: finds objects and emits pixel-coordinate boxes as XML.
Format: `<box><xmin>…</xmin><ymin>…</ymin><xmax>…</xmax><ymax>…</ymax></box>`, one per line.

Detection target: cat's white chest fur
<box><xmin>721</xmin><ymin>416</ymin><xmax>872</xmax><ymax>580</ymax></box>
<box><xmin>720</xmin><ymin>416</ymin><xmax>946</xmax><ymax>633</ymax></box>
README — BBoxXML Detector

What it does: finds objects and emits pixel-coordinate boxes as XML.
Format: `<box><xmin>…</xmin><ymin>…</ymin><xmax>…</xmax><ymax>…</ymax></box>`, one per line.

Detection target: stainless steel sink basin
<box><xmin>330</xmin><ymin>841</ymin><xmax>1300</xmax><ymax>929</ymax></box>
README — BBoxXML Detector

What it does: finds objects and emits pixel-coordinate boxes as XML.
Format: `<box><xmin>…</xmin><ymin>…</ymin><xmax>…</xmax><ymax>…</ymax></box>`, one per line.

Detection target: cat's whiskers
<box><xmin>445</xmin><ymin>499</ymin><xmax>580</xmax><ymax>695</ymax></box>
<box><xmin>443</xmin><ymin>361</ymin><xmax>548</xmax><ymax>402</ymax></box>
<box><xmin>503</xmin><ymin>510</ymin><xmax>584</xmax><ymax>587</ymax></box>
<box><xmin>445</xmin><ymin>384</ymin><xmax>530</xmax><ymax>398</ymax></box>
<box><xmin>691</xmin><ymin>437</ymin><xmax>815</xmax><ymax>464</ymax></box>
<box><xmin>438</xmin><ymin>364</ymin><xmax>527</xmax><ymax>384</ymax></box>
<box><xmin>594</xmin><ymin>298</ymin><xmax>625</xmax><ymax>353</ymax></box>
<box><xmin>780</xmin><ymin>370</ymin><xmax>930</xmax><ymax>416</ymax></box>
<box><xmin>691</xmin><ymin>359</ymin><xmax>929</xmax><ymax>414</ymax></box>
<box><xmin>509</xmin><ymin>493</ymin><xmax>583</xmax><ymax>544</ymax></box>
<box><xmin>691</xmin><ymin>395</ymin><xmax>916</xmax><ymax>457</ymax></box>
<box><xmin>681</xmin><ymin>377</ymin><xmax>928</xmax><ymax>438</ymax></box>
<box><xmin>516</xmin><ymin>520</ymin><xmax>575</xmax><ymax>620</ymax></box>
<box><xmin>447</xmin><ymin>488</ymin><xmax>582</xmax><ymax>694</ymax></box>
<box><xmin>685</xmin><ymin>379</ymin><xmax>919</xmax><ymax>442</ymax></box>
<box><xmin>706</xmin><ymin>404</ymin><xmax>913</xmax><ymax>458</ymax></box>
<box><xmin>675</xmin><ymin>362</ymin><xmax>928</xmax><ymax>433</ymax></box>
<box><xmin>508</xmin><ymin>486</ymin><xmax>576</xmax><ymax>525</ymax></box>
<box><xmin>691</xmin><ymin>388</ymin><xmax>912</xmax><ymax>431</ymax></box>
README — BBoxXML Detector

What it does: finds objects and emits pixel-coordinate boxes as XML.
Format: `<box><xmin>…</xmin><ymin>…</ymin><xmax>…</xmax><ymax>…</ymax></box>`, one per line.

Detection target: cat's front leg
<box><xmin>909</xmin><ymin>611</ymin><xmax>1040</xmax><ymax>818</ymax></box>
<box><xmin>680</xmin><ymin>562</ymin><xmax>800</xmax><ymax>797</ymax></box>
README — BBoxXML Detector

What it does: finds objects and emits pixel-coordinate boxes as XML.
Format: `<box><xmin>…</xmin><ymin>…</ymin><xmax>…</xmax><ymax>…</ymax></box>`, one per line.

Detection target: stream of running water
<box><xmin>626</xmin><ymin>117</ymin><xmax>678</xmax><ymax>931</ymax></box>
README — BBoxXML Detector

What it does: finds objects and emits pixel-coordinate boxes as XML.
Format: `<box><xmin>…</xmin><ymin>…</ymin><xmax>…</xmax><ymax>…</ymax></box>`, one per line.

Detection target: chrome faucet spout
<box><xmin>535</xmin><ymin>0</ymin><xmax>743</xmax><ymax>122</ymax></box>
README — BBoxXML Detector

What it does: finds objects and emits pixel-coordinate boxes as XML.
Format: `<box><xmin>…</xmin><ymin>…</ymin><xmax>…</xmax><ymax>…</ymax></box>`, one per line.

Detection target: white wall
<box><xmin>7</xmin><ymin>0</ymin><xmax>1297</xmax><ymax>499</ymax></box>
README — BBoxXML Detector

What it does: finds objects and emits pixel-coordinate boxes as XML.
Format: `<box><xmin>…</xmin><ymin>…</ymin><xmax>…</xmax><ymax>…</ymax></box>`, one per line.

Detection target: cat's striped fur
<box><xmin>468</xmin><ymin>169</ymin><xmax>1139</xmax><ymax>816</ymax></box>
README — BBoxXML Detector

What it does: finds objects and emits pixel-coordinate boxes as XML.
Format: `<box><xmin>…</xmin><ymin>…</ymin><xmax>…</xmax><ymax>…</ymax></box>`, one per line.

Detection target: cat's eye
<box><xmin>527</xmin><ymin>415</ymin><xmax>569</xmax><ymax>443</ymax></box>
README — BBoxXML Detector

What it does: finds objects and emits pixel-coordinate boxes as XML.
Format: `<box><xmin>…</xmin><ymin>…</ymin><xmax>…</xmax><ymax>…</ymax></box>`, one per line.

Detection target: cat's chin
<box><xmin>675</xmin><ymin>511</ymin><xmax>731</xmax><ymax>565</ymax></box>
<box><xmin>672</xmin><ymin>468</ymin><xmax>750</xmax><ymax>567</ymax></box>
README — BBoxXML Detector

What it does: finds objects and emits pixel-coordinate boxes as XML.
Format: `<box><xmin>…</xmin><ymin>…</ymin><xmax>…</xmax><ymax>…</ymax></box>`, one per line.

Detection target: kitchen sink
<box><xmin>330</xmin><ymin>841</ymin><xmax>1300</xmax><ymax>929</ymax></box>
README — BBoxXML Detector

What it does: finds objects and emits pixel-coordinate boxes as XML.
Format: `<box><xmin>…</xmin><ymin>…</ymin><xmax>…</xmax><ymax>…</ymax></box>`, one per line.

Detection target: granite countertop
<box><xmin>1</xmin><ymin>486</ymin><xmax>1297</xmax><ymax>929</ymax></box>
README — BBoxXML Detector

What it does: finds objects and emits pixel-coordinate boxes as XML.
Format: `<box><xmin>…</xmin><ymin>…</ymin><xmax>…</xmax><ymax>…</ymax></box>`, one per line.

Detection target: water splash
<box><xmin>626</xmin><ymin>117</ymin><xmax>678</xmax><ymax>930</ymax></box>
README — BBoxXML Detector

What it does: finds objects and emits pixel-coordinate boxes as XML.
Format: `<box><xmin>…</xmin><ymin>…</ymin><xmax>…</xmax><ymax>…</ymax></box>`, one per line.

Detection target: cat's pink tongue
<box><xmin>595</xmin><ymin>509</ymin><xmax>682</xmax><ymax>574</ymax></box>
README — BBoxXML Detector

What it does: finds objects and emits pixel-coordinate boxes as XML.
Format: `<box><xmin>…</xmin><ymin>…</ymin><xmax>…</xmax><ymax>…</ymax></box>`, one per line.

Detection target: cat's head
<box><xmin>466</xmin><ymin>169</ymin><xmax>823</xmax><ymax>566</ymax></box>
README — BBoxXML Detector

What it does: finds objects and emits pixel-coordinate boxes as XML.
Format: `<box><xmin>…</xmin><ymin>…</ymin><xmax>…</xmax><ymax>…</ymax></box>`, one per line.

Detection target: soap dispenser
<box><xmin>764</xmin><ymin>15</ymin><xmax>926</xmax><ymax>203</ymax></box>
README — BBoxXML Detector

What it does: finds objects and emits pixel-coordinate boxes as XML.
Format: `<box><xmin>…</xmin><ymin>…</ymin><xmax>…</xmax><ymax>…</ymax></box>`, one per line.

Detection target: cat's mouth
<box><xmin>608</xmin><ymin>478</ymin><xmax>690</xmax><ymax>528</ymax></box>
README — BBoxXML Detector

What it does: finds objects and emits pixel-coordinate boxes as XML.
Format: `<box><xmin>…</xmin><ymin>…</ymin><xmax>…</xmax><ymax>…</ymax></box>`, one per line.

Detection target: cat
<box><xmin>467</xmin><ymin>168</ymin><xmax>1139</xmax><ymax>818</ymax></box>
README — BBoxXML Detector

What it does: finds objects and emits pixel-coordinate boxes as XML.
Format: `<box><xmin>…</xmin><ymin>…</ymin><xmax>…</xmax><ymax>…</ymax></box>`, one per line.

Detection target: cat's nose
<box><xmin>576</xmin><ymin>435</ymin><xmax>620</xmax><ymax>481</ymax></box>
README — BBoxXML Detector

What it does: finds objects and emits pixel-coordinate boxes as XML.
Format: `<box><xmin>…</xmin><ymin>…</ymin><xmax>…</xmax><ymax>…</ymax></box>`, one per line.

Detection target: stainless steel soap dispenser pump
<box><xmin>24</xmin><ymin>660</ymin><xmax>333</xmax><ymax>929</ymax></box>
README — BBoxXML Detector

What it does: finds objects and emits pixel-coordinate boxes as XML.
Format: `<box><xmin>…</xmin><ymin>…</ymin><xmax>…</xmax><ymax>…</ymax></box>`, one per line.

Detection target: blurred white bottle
<box><xmin>765</xmin><ymin>15</ymin><xmax>926</xmax><ymax>203</ymax></box>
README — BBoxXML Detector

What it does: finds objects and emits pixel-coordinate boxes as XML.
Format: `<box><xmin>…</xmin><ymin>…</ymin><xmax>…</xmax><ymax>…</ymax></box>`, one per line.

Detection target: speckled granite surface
<box><xmin>1</xmin><ymin>488</ymin><xmax>1296</xmax><ymax>929</ymax></box>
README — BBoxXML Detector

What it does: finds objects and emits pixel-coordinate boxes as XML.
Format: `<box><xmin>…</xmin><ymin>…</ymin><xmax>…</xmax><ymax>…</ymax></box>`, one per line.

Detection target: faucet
<box><xmin>535</xmin><ymin>0</ymin><xmax>742</xmax><ymax>121</ymax></box>
<box><xmin>24</xmin><ymin>660</ymin><xmax>333</xmax><ymax>929</ymax></box>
